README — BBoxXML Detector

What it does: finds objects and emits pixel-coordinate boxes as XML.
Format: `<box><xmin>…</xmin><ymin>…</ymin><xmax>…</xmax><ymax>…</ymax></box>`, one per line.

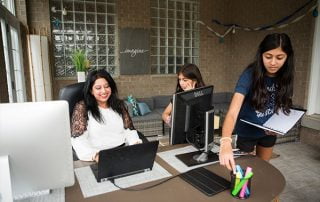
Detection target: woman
<box><xmin>162</xmin><ymin>63</ymin><xmax>205</xmax><ymax>126</ymax></box>
<box><xmin>71</xmin><ymin>69</ymin><xmax>142</xmax><ymax>162</ymax></box>
<box><xmin>219</xmin><ymin>33</ymin><xmax>295</xmax><ymax>172</ymax></box>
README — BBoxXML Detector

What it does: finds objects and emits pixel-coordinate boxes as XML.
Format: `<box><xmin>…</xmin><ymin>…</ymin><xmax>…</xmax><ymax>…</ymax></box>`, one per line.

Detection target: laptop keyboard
<box><xmin>179</xmin><ymin>167</ymin><xmax>230</xmax><ymax>196</ymax></box>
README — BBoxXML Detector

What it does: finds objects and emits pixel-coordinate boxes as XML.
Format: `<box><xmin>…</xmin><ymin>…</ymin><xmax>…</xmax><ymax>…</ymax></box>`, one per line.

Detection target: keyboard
<box><xmin>179</xmin><ymin>167</ymin><xmax>230</xmax><ymax>196</ymax></box>
<box><xmin>13</xmin><ymin>189</ymin><xmax>50</xmax><ymax>200</ymax></box>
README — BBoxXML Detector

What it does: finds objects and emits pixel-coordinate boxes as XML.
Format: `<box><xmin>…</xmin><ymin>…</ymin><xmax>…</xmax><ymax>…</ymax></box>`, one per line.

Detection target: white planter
<box><xmin>77</xmin><ymin>72</ymin><xmax>86</xmax><ymax>82</ymax></box>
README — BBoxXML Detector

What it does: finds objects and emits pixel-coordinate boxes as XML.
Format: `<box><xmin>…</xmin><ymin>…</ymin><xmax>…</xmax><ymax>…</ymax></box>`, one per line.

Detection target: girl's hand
<box><xmin>165</xmin><ymin>115</ymin><xmax>171</xmax><ymax>126</ymax></box>
<box><xmin>219</xmin><ymin>141</ymin><xmax>236</xmax><ymax>173</ymax></box>
<box><xmin>185</xmin><ymin>82</ymin><xmax>196</xmax><ymax>91</ymax></box>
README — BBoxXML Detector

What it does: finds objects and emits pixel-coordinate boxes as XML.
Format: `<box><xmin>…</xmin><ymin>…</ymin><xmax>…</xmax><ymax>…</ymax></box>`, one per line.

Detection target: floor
<box><xmin>148</xmin><ymin>135</ymin><xmax>320</xmax><ymax>202</ymax></box>
<box><xmin>270</xmin><ymin>142</ymin><xmax>320</xmax><ymax>202</ymax></box>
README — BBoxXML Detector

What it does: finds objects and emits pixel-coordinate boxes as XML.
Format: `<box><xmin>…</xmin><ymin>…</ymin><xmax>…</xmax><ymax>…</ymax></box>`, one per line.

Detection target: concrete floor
<box><xmin>149</xmin><ymin>135</ymin><xmax>320</xmax><ymax>202</ymax></box>
<box><xmin>270</xmin><ymin>142</ymin><xmax>320</xmax><ymax>202</ymax></box>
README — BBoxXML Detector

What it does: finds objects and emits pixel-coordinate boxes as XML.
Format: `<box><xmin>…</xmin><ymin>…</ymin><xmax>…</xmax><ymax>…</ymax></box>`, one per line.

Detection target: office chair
<box><xmin>59</xmin><ymin>82</ymin><xmax>85</xmax><ymax>119</ymax></box>
<box><xmin>58</xmin><ymin>82</ymin><xmax>148</xmax><ymax>160</ymax></box>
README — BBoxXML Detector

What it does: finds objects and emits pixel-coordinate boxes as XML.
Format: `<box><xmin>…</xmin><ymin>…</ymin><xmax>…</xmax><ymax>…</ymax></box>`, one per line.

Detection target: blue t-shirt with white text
<box><xmin>235</xmin><ymin>68</ymin><xmax>277</xmax><ymax>138</ymax></box>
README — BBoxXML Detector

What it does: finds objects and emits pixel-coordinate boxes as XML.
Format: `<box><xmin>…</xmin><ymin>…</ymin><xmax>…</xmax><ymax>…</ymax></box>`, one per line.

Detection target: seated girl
<box><xmin>162</xmin><ymin>63</ymin><xmax>206</xmax><ymax>126</ymax></box>
<box><xmin>71</xmin><ymin>69</ymin><xmax>142</xmax><ymax>162</ymax></box>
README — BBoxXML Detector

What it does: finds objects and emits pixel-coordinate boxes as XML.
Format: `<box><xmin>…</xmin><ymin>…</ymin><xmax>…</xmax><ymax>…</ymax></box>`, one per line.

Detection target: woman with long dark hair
<box><xmin>219</xmin><ymin>33</ymin><xmax>295</xmax><ymax>172</ymax></box>
<box><xmin>71</xmin><ymin>69</ymin><xmax>141</xmax><ymax>162</ymax></box>
<box><xmin>162</xmin><ymin>63</ymin><xmax>205</xmax><ymax>125</ymax></box>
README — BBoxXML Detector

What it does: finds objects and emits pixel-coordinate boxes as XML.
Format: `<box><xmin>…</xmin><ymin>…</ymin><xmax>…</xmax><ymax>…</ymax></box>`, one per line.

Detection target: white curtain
<box><xmin>28</xmin><ymin>34</ymin><xmax>52</xmax><ymax>101</ymax></box>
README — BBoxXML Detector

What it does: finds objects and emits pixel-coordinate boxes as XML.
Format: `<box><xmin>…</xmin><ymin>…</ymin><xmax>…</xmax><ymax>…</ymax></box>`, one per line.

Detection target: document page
<box><xmin>263</xmin><ymin>109</ymin><xmax>305</xmax><ymax>134</ymax></box>
<box><xmin>240</xmin><ymin>108</ymin><xmax>305</xmax><ymax>135</ymax></box>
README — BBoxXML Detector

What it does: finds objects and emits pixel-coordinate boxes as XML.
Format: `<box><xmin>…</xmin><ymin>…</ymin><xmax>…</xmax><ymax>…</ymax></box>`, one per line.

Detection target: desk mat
<box><xmin>15</xmin><ymin>188</ymin><xmax>64</xmax><ymax>202</ymax></box>
<box><xmin>74</xmin><ymin>162</ymin><xmax>172</xmax><ymax>198</ymax></box>
<box><xmin>157</xmin><ymin>145</ymin><xmax>220</xmax><ymax>173</ymax></box>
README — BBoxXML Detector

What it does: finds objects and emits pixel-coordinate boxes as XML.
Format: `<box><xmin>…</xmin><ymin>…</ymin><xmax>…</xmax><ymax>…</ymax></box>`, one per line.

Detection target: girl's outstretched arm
<box><xmin>219</xmin><ymin>92</ymin><xmax>245</xmax><ymax>173</ymax></box>
<box><xmin>162</xmin><ymin>102</ymin><xmax>173</xmax><ymax>125</ymax></box>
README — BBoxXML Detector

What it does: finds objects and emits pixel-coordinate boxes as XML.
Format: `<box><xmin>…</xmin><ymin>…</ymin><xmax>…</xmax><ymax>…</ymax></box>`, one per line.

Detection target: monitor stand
<box><xmin>175</xmin><ymin>142</ymin><xmax>219</xmax><ymax>167</ymax></box>
<box><xmin>176</xmin><ymin>109</ymin><xmax>218</xmax><ymax>167</ymax></box>
<box><xmin>0</xmin><ymin>155</ymin><xmax>13</xmax><ymax>202</ymax></box>
<box><xmin>176</xmin><ymin>150</ymin><xmax>219</xmax><ymax>167</ymax></box>
<box><xmin>0</xmin><ymin>155</ymin><xmax>51</xmax><ymax>201</ymax></box>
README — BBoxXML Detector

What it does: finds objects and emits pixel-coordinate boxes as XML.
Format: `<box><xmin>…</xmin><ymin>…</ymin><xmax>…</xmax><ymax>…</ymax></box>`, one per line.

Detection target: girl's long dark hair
<box><xmin>176</xmin><ymin>63</ymin><xmax>205</xmax><ymax>93</ymax></box>
<box><xmin>83</xmin><ymin>69</ymin><xmax>124</xmax><ymax>123</ymax></box>
<box><xmin>250</xmin><ymin>33</ymin><xmax>294</xmax><ymax>114</ymax></box>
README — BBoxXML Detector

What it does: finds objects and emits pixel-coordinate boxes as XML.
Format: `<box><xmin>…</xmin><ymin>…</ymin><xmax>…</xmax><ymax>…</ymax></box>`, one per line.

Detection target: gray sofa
<box><xmin>125</xmin><ymin>95</ymin><xmax>171</xmax><ymax>137</ymax></box>
<box><xmin>125</xmin><ymin>92</ymin><xmax>233</xmax><ymax>137</ymax></box>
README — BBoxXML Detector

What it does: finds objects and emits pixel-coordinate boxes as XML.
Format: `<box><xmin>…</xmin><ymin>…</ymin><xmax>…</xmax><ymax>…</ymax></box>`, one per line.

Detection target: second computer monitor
<box><xmin>170</xmin><ymin>85</ymin><xmax>214</xmax><ymax>149</ymax></box>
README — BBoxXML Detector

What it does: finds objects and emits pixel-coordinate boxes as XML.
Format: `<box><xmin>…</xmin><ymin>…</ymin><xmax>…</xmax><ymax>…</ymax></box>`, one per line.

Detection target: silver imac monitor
<box><xmin>0</xmin><ymin>101</ymin><xmax>75</xmax><ymax>200</ymax></box>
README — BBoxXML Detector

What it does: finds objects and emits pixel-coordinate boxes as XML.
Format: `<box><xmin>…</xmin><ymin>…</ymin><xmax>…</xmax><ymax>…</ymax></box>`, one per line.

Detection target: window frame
<box><xmin>150</xmin><ymin>0</ymin><xmax>200</xmax><ymax>75</ymax></box>
<box><xmin>0</xmin><ymin>4</ymin><xmax>26</xmax><ymax>102</ymax></box>
<box><xmin>50</xmin><ymin>0</ymin><xmax>118</xmax><ymax>78</ymax></box>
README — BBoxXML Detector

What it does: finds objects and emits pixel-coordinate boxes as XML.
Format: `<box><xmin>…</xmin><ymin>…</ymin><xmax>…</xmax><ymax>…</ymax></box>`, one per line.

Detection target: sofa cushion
<box><xmin>137</xmin><ymin>97</ymin><xmax>154</xmax><ymax>110</ymax></box>
<box><xmin>131</xmin><ymin>111</ymin><xmax>161</xmax><ymax>122</ymax></box>
<box><xmin>154</xmin><ymin>108</ymin><xmax>165</xmax><ymax>115</ymax></box>
<box><xmin>137</xmin><ymin>102</ymin><xmax>152</xmax><ymax>116</ymax></box>
<box><xmin>153</xmin><ymin>95</ymin><xmax>171</xmax><ymax>109</ymax></box>
<box><xmin>212</xmin><ymin>92</ymin><xmax>232</xmax><ymax>104</ymax></box>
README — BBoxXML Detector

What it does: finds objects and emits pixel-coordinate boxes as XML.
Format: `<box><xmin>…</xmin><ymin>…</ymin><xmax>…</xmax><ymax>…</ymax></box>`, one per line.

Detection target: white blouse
<box><xmin>71</xmin><ymin>107</ymin><xmax>141</xmax><ymax>161</ymax></box>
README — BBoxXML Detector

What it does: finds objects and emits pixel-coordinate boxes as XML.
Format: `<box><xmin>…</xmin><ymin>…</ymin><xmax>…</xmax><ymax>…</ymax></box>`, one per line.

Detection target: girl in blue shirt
<box><xmin>219</xmin><ymin>33</ymin><xmax>294</xmax><ymax>172</ymax></box>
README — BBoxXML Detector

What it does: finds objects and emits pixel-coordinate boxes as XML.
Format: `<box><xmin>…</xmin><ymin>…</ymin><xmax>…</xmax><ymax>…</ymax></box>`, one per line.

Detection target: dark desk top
<box><xmin>66</xmin><ymin>145</ymin><xmax>285</xmax><ymax>202</ymax></box>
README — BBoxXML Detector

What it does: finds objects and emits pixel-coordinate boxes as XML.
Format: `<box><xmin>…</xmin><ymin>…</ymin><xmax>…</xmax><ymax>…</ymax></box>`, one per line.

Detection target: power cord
<box><xmin>110</xmin><ymin>174</ymin><xmax>181</xmax><ymax>191</ymax></box>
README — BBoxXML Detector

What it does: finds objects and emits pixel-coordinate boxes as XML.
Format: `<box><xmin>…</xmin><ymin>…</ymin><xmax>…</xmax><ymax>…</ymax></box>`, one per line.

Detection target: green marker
<box><xmin>231</xmin><ymin>172</ymin><xmax>253</xmax><ymax>196</ymax></box>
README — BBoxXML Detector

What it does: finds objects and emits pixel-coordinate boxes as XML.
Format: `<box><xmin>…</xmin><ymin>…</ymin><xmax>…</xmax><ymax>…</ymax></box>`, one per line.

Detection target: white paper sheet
<box><xmin>157</xmin><ymin>145</ymin><xmax>220</xmax><ymax>173</ymax></box>
<box><xmin>74</xmin><ymin>162</ymin><xmax>171</xmax><ymax>198</ymax></box>
<box><xmin>240</xmin><ymin>108</ymin><xmax>305</xmax><ymax>135</ymax></box>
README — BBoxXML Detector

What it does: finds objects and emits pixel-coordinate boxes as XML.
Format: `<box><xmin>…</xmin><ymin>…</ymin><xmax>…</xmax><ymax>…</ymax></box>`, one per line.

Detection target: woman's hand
<box><xmin>93</xmin><ymin>153</ymin><xmax>99</xmax><ymax>163</ymax></box>
<box><xmin>219</xmin><ymin>141</ymin><xmax>236</xmax><ymax>173</ymax></box>
<box><xmin>134</xmin><ymin>139</ymin><xmax>143</xmax><ymax>144</ymax></box>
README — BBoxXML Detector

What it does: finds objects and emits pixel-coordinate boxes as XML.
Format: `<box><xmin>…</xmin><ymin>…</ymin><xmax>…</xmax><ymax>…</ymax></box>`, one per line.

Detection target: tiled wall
<box><xmin>18</xmin><ymin>0</ymin><xmax>316</xmax><ymax>107</ymax></box>
<box><xmin>0</xmin><ymin>27</ymin><xmax>9</xmax><ymax>102</ymax></box>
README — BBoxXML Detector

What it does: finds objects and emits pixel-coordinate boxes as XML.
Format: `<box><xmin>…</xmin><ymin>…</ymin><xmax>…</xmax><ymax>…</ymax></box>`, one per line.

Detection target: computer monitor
<box><xmin>0</xmin><ymin>101</ymin><xmax>75</xmax><ymax>201</ymax></box>
<box><xmin>170</xmin><ymin>85</ymin><xmax>218</xmax><ymax>167</ymax></box>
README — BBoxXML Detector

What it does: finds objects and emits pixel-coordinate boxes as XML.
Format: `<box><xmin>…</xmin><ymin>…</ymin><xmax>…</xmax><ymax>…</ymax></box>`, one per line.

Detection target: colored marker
<box><xmin>239</xmin><ymin>166</ymin><xmax>252</xmax><ymax>197</ymax></box>
<box><xmin>236</xmin><ymin>165</ymin><xmax>244</xmax><ymax>177</ymax></box>
<box><xmin>231</xmin><ymin>172</ymin><xmax>253</xmax><ymax>196</ymax></box>
<box><xmin>236</xmin><ymin>165</ymin><xmax>250</xmax><ymax>196</ymax></box>
<box><xmin>235</xmin><ymin>172</ymin><xmax>241</xmax><ymax>188</ymax></box>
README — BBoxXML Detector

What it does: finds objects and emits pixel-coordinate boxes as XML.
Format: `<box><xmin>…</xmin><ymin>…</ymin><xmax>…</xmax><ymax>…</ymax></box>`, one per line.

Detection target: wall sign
<box><xmin>119</xmin><ymin>28</ymin><xmax>150</xmax><ymax>75</ymax></box>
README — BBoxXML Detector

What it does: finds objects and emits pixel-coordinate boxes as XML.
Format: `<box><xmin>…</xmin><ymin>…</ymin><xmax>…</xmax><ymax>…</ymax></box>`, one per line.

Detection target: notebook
<box><xmin>240</xmin><ymin>108</ymin><xmax>306</xmax><ymax>135</ymax></box>
<box><xmin>91</xmin><ymin>141</ymin><xmax>159</xmax><ymax>182</ymax></box>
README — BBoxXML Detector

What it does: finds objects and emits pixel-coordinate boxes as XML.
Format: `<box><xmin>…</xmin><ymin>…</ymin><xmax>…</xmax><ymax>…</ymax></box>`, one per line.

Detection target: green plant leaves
<box><xmin>71</xmin><ymin>49</ymin><xmax>89</xmax><ymax>72</ymax></box>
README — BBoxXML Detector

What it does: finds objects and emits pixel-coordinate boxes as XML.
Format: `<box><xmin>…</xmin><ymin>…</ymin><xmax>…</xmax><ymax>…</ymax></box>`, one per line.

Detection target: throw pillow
<box><xmin>127</xmin><ymin>95</ymin><xmax>139</xmax><ymax>116</ymax></box>
<box><xmin>137</xmin><ymin>102</ymin><xmax>151</xmax><ymax>116</ymax></box>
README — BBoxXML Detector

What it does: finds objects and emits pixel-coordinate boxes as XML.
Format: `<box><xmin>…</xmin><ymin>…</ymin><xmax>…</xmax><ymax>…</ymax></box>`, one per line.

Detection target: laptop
<box><xmin>91</xmin><ymin>141</ymin><xmax>159</xmax><ymax>182</ymax></box>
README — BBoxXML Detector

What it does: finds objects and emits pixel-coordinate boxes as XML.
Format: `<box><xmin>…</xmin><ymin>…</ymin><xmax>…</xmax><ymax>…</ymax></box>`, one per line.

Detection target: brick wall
<box><xmin>21</xmin><ymin>0</ymin><xmax>315</xmax><ymax>108</ymax></box>
<box><xmin>226</xmin><ymin>0</ymin><xmax>315</xmax><ymax>108</ymax></box>
<box><xmin>199</xmin><ymin>0</ymin><xmax>232</xmax><ymax>92</ymax></box>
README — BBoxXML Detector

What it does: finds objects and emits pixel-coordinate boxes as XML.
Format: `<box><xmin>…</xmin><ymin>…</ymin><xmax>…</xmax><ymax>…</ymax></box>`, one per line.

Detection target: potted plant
<box><xmin>71</xmin><ymin>49</ymin><xmax>89</xmax><ymax>82</ymax></box>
